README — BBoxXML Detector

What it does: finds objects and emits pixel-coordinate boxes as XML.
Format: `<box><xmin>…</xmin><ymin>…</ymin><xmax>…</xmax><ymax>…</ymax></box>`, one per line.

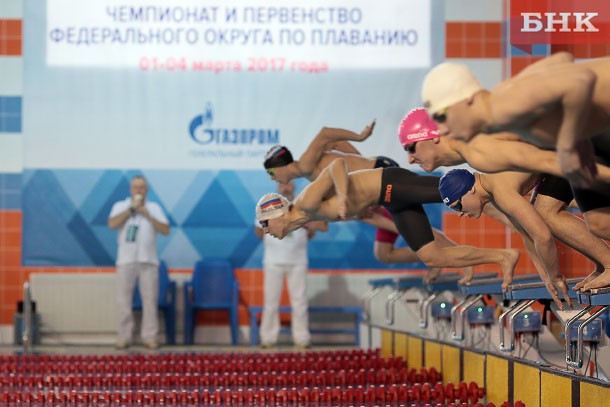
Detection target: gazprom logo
<box><xmin>189</xmin><ymin>102</ymin><xmax>279</xmax><ymax>145</ymax></box>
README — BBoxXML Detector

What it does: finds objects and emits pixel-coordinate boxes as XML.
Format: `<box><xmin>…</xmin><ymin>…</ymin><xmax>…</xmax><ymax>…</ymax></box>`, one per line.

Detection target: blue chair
<box><xmin>132</xmin><ymin>260</ymin><xmax>177</xmax><ymax>345</ymax></box>
<box><xmin>184</xmin><ymin>259</ymin><xmax>240</xmax><ymax>345</ymax></box>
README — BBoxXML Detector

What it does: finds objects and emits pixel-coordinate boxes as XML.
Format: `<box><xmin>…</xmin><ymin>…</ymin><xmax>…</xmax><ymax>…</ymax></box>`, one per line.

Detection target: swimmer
<box><xmin>422</xmin><ymin>54</ymin><xmax>610</xmax><ymax>240</ymax></box>
<box><xmin>263</xmin><ymin>121</ymin><xmax>465</xmax><ymax>277</ymax></box>
<box><xmin>439</xmin><ymin>169</ymin><xmax>571</xmax><ymax>309</ymax></box>
<box><xmin>400</xmin><ymin>108</ymin><xmax>610</xmax><ymax>291</ymax></box>
<box><xmin>256</xmin><ymin>159</ymin><xmax>520</xmax><ymax>282</ymax></box>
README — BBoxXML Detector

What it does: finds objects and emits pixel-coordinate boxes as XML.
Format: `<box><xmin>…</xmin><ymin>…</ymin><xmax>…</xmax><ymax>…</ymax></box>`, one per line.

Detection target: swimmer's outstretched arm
<box><xmin>465</xmin><ymin>135</ymin><xmax>610</xmax><ymax>183</ymax></box>
<box><xmin>298</xmin><ymin>120</ymin><xmax>376</xmax><ymax>174</ymax></box>
<box><xmin>493</xmin><ymin>176</ymin><xmax>571</xmax><ymax>309</ymax></box>
<box><xmin>325</xmin><ymin>140</ymin><xmax>361</xmax><ymax>155</ymax></box>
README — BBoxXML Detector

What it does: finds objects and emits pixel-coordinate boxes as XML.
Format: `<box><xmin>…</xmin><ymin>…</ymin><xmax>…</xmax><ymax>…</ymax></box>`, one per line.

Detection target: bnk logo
<box><xmin>189</xmin><ymin>102</ymin><xmax>279</xmax><ymax>146</ymax></box>
<box><xmin>510</xmin><ymin>0</ymin><xmax>610</xmax><ymax>50</ymax></box>
<box><xmin>521</xmin><ymin>12</ymin><xmax>598</xmax><ymax>33</ymax></box>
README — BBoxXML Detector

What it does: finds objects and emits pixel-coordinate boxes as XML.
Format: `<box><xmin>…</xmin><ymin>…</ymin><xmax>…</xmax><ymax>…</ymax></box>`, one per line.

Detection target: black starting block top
<box><xmin>426</xmin><ymin>274</ymin><xmax>461</xmax><ymax>292</ymax></box>
<box><xmin>425</xmin><ymin>271</ymin><xmax>497</xmax><ymax>293</ymax></box>
<box><xmin>394</xmin><ymin>273</ymin><xmax>430</xmax><ymax>291</ymax></box>
<box><xmin>503</xmin><ymin>278</ymin><xmax>581</xmax><ymax>301</ymax></box>
<box><xmin>577</xmin><ymin>286</ymin><xmax>610</xmax><ymax>306</ymax></box>
<box><xmin>459</xmin><ymin>274</ymin><xmax>539</xmax><ymax>295</ymax></box>
<box><xmin>367</xmin><ymin>277</ymin><xmax>397</xmax><ymax>289</ymax></box>
<box><xmin>393</xmin><ymin>272</ymin><xmax>464</xmax><ymax>291</ymax></box>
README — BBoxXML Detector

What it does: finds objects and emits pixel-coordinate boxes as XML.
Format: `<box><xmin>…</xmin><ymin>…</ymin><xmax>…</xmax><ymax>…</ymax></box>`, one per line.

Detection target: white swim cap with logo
<box><xmin>421</xmin><ymin>62</ymin><xmax>484</xmax><ymax>115</ymax></box>
<box><xmin>256</xmin><ymin>193</ymin><xmax>290</xmax><ymax>221</ymax></box>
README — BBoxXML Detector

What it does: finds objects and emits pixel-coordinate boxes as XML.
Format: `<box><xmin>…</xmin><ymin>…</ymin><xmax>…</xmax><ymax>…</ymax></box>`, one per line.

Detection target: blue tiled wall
<box><xmin>0</xmin><ymin>96</ymin><xmax>21</xmax><ymax>133</ymax></box>
<box><xmin>0</xmin><ymin>173</ymin><xmax>20</xmax><ymax>209</ymax></box>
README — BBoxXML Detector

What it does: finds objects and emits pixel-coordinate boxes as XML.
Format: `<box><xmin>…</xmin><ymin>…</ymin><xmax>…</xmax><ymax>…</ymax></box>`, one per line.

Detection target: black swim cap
<box><xmin>264</xmin><ymin>145</ymin><xmax>294</xmax><ymax>169</ymax></box>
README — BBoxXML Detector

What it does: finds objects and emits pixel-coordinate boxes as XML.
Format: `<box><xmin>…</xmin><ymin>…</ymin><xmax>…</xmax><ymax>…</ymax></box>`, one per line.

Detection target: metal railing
<box><xmin>22</xmin><ymin>282</ymin><xmax>33</xmax><ymax>354</ymax></box>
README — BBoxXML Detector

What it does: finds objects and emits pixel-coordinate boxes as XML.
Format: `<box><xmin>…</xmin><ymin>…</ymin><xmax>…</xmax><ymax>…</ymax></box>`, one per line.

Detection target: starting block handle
<box><xmin>451</xmin><ymin>297</ymin><xmax>472</xmax><ymax>340</ymax></box>
<box><xmin>499</xmin><ymin>299</ymin><xmax>535</xmax><ymax>352</ymax></box>
<box><xmin>362</xmin><ymin>286</ymin><xmax>382</xmax><ymax>322</ymax></box>
<box><xmin>565</xmin><ymin>305</ymin><xmax>608</xmax><ymax>369</ymax></box>
<box><xmin>451</xmin><ymin>295</ymin><xmax>483</xmax><ymax>341</ymax></box>
<box><xmin>385</xmin><ymin>289</ymin><xmax>402</xmax><ymax>326</ymax></box>
<box><xmin>418</xmin><ymin>293</ymin><xmax>438</xmax><ymax>329</ymax></box>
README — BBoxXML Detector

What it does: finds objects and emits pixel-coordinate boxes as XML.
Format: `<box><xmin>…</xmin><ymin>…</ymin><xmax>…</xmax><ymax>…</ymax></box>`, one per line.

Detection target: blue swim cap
<box><xmin>439</xmin><ymin>169</ymin><xmax>475</xmax><ymax>206</ymax></box>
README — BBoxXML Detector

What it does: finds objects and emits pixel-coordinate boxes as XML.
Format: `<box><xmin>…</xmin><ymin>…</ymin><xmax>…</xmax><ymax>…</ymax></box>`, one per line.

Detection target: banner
<box><xmin>25</xmin><ymin>0</ymin><xmax>437</xmax><ymax>170</ymax></box>
<box><xmin>47</xmin><ymin>0</ymin><xmax>431</xmax><ymax>70</ymax></box>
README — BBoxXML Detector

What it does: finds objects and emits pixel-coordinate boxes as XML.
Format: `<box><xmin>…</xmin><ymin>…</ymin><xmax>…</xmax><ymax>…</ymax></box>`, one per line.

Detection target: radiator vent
<box><xmin>30</xmin><ymin>273</ymin><xmax>116</xmax><ymax>334</ymax></box>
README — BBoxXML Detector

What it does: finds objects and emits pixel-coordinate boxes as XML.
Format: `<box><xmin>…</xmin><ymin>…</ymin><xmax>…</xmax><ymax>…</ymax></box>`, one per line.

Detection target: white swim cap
<box><xmin>256</xmin><ymin>193</ymin><xmax>290</xmax><ymax>221</ymax></box>
<box><xmin>421</xmin><ymin>62</ymin><xmax>484</xmax><ymax>115</ymax></box>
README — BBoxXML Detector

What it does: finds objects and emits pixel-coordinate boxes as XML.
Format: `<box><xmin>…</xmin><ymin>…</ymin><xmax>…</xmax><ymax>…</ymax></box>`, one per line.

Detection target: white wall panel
<box><xmin>445</xmin><ymin>0</ymin><xmax>502</xmax><ymax>22</ymax></box>
<box><xmin>0</xmin><ymin>59</ymin><xmax>22</xmax><ymax>94</ymax></box>
<box><xmin>0</xmin><ymin>135</ymin><xmax>22</xmax><ymax>173</ymax></box>
<box><xmin>0</xmin><ymin>0</ymin><xmax>22</xmax><ymax>19</ymax></box>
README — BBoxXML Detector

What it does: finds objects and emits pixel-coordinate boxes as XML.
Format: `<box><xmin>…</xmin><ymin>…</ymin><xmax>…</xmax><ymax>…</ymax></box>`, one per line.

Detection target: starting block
<box><xmin>363</xmin><ymin>278</ymin><xmax>396</xmax><ymax>322</ymax></box>
<box><xmin>499</xmin><ymin>278</ymin><xmax>581</xmax><ymax>353</ymax></box>
<box><xmin>565</xmin><ymin>286</ymin><xmax>610</xmax><ymax>369</ymax></box>
<box><xmin>417</xmin><ymin>272</ymin><xmax>496</xmax><ymax>331</ymax></box>
<box><xmin>452</xmin><ymin>274</ymin><xmax>539</xmax><ymax>341</ymax></box>
<box><xmin>418</xmin><ymin>273</ymin><xmax>464</xmax><ymax>329</ymax></box>
<box><xmin>385</xmin><ymin>273</ymin><xmax>434</xmax><ymax>326</ymax></box>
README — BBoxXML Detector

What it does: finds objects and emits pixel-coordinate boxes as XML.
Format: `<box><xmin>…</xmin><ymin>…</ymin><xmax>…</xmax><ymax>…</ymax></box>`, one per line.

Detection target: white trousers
<box><xmin>260</xmin><ymin>262</ymin><xmax>311</xmax><ymax>345</ymax></box>
<box><xmin>116</xmin><ymin>262</ymin><xmax>159</xmax><ymax>343</ymax></box>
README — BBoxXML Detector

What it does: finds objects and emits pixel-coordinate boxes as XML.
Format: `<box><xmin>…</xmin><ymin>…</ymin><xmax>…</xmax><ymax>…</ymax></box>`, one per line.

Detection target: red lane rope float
<box><xmin>434</xmin><ymin>382</ymin><xmax>446</xmax><ymax>403</ymax></box>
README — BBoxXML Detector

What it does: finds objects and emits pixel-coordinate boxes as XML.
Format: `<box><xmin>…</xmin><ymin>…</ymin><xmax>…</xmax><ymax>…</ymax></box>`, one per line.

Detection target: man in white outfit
<box><xmin>254</xmin><ymin>181</ymin><xmax>315</xmax><ymax>348</ymax></box>
<box><xmin>108</xmin><ymin>175</ymin><xmax>170</xmax><ymax>349</ymax></box>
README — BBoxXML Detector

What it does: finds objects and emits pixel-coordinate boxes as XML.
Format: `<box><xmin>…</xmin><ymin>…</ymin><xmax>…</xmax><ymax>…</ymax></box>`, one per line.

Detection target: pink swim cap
<box><xmin>398</xmin><ymin>108</ymin><xmax>440</xmax><ymax>148</ymax></box>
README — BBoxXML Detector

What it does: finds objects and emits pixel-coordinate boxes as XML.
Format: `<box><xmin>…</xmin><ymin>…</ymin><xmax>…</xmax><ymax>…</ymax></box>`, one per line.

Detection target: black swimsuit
<box><xmin>535</xmin><ymin>134</ymin><xmax>610</xmax><ymax>212</ymax></box>
<box><xmin>374</xmin><ymin>156</ymin><xmax>400</xmax><ymax>169</ymax></box>
<box><xmin>571</xmin><ymin>134</ymin><xmax>610</xmax><ymax>212</ymax></box>
<box><xmin>377</xmin><ymin>167</ymin><xmax>442</xmax><ymax>251</ymax></box>
<box><xmin>533</xmin><ymin>174</ymin><xmax>573</xmax><ymax>205</ymax></box>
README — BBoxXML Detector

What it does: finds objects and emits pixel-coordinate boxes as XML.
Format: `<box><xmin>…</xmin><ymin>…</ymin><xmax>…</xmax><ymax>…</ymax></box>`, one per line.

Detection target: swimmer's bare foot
<box><xmin>573</xmin><ymin>270</ymin><xmax>602</xmax><ymax>291</ymax></box>
<box><xmin>424</xmin><ymin>268</ymin><xmax>442</xmax><ymax>284</ymax></box>
<box><xmin>583</xmin><ymin>268</ymin><xmax>610</xmax><ymax>291</ymax></box>
<box><xmin>500</xmin><ymin>249</ymin><xmax>520</xmax><ymax>291</ymax></box>
<box><xmin>458</xmin><ymin>266</ymin><xmax>475</xmax><ymax>285</ymax></box>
